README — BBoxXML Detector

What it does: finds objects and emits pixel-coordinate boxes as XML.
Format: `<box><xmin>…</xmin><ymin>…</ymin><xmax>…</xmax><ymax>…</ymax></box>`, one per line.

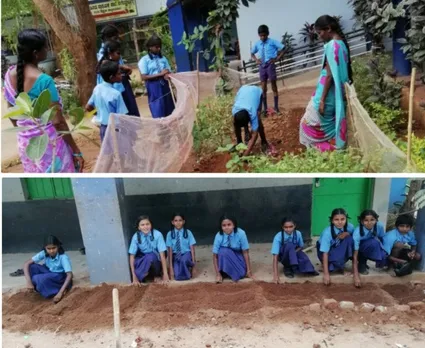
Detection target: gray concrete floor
<box><xmin>3</xmin><ymin>243</ymin><xmax>424</xmax><ymax>292</ymax></box>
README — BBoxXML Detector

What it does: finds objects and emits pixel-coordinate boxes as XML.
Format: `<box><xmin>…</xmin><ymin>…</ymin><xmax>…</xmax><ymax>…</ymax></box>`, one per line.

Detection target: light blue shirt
<box><xmin>96</xmin><ymin>44</ymin><xmax>125</xmax><ymax>92</ymax></box>
<box><xmin>352</xmin><ymin>221</ymin><xmax>385</xmax><ymax>251</ymax></box>
<box><xmin>212</xmin><ymin>228</ymin><xmax>250</xmax><ymax>254</ymax></box>
<box><xmin>271</xmin><ymin>230</ymin><xmax>304</xmax><ymax>255</ymax></box>
<box><xmin>251</xmin><ymin>38</ymin><xmax>284</xmax><ymax>63</ymax></box>
<box><xmin>138</xmin><ymin>54</ymin><xmax>171</xmax><ymax>76</ymax></box>
<box><xmin>128</xmin><ymin>229</ymin><xmax>167</xmax><ymax>255</ymax></box>
<box><xmin>32</xmin><ymin>251</ymin><xmax>72</xmax><ymax>273</ymax></box>
<box><xmin>382</xmin><ymin>228</ymin><xmax>417</xmax><ymax>255</ymax></box>
<box><xmin>232</xmin><ymin>85</ymin><xmax>262</xmax><ymax>131</ymax></box>
<box><xmin>87</xmin><ymin>82</ymin><xmax>128</xmax><ymax>125</ymax></box>
<box><xmin>318</xmin><ymin>223</ymin><xmax>355</xmax><ymax>253</ymax></box>
<box><xmin>166</xmin><ymin>228</ymin><xmax>196</xmax><ymax>254</ymax></box>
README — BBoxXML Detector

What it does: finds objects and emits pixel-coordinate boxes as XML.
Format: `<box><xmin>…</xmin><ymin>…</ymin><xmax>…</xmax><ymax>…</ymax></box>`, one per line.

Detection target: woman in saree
<box><xmin>299</xmin><ymin>15</ymin><xmax>353</xmax><ymax>152</ymax></box>
<box><xmin>97</xmin><ymin>25</ymin><xmax>140</xmax><ymax>117</ymax></box>
<box><xmin>3</xmin><ymin>29</ymin><xmax>84</xmax><ymax>173</ymax></box>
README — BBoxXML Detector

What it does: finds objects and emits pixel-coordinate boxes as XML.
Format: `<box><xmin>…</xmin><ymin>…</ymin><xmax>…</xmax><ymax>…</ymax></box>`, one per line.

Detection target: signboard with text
<box><xmin>89</xmin><ymin>0</ymin><xmax>138</xmax><ymax>22</ymax></box>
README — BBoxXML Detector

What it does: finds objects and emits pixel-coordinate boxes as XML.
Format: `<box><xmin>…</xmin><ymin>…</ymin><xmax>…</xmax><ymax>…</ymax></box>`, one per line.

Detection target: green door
<box><xmin>311</xmin><ymin>178</ymin><xmax>374</xmax><ymax>236</ymax></box>
<box><xmin>26</xmin><ymin>178</ymin><xmax>74</xmax><ymax>200</ymax></box>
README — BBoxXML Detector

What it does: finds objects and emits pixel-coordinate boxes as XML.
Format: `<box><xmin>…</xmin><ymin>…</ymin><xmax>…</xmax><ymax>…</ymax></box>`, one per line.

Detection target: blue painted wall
<box><xmin>389</xmin><ymin>178</ymin><xmax>408</xmax><ymax>209</ymax></box>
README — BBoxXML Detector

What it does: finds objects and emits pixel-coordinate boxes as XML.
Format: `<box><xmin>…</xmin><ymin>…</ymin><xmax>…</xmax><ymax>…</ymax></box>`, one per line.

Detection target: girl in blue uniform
<box><xmin>316</xmin><ymin>208</ymin><xmax>360</xmax><ymax>287</ymax></box>
<box><xmin>23</xmin><ymin>235</ymin><xmax>73</xmax><ymax>303</ymax></box>
<box><xmin>166</xmin><ymin>213</ymin><xmax>197</xmax><ymax>281</ymax></box>
<box><xmin>271</xmin><ymin>217</ymin><xmax>319</xmax><ymax>282</ymax></box>
<box><xmin>129</xmin><ymin>215</ymin><xmax>169</xmax><ymax>285</ymax></box>
<box><xmin>138</xmin><ymin>36</ymin><xmax>175</xmax><ymax>118</ymax></box>
<box><xmin>213</xmin><ymin>215</ymin><xmax>255</xmax><ymax>283</ymax></box>
<box><xmin>383</xmin><ymin>214</ymin><xmax>421</xmax><ymax>276</ymax></box>
<box><xmin>353</xmin><ymin>209</ymin><xmax>387</xmax><ymax>275</ymax></box>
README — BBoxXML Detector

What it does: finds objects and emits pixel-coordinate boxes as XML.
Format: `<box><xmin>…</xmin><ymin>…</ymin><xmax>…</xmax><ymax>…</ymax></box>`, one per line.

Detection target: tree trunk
<box><xmin>32</xmin><ymin>0</ymin><xmax>97</xmax><ymax>106</ymax></box>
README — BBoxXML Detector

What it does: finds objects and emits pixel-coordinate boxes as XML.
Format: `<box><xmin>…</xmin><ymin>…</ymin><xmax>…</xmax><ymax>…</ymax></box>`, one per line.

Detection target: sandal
<box><xmin>10</xmin><ymin>269</ymin><xmax>24</xmax><ymax>277</ymax></box>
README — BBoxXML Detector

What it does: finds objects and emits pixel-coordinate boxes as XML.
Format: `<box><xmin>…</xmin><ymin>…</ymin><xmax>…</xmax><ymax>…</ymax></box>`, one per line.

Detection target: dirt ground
<box><xmin>3</xmin><ymin>282</ymin><xmax>425</xmax><ymax>347</ymax></box>
<box><xmin>180</xmin><ymin>87</ymin><xmax>314</xmax><ymax>173</ymax></box>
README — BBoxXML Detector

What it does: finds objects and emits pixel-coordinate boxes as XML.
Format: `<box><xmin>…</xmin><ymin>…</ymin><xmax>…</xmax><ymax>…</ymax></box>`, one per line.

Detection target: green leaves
<box><xmin>69</xmin><ymin>107</ymin><xmax>85</xmax><ymax>126</ymax></box>
<box><xmin>3</xmin><ymin>105</ymin><xmax>27</xmax><ymax>120</ymax></box>
<box><xmin>40</xmin><ymin>106</ymin><xmax>57</xmax><ymax>125</ymax></box>
<box><xmin>33</xmin><ymin>89</ymin><xmax>52</xmax><ymax>118</ymax></box>
<box><xmin>26</xmin><ymin>133</ymin><xmax>49</xmax><ymax>161</ymax></box>
<box><xmin>15</xmin><ymin>93</ymin><xmax>32</xmax><ymax>115</ymax></box>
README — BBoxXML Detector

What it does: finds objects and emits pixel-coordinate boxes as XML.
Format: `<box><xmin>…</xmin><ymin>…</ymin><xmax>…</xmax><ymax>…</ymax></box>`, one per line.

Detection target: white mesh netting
<box><xmin>94</xmin><ymin>72</ymin><xmax>219</xmax><ymax>173</ymax></box>
<box><xmin>345</xmin><ymin>83</ymin><xmax>411</xmax><ymax>173</ymax></box>
<box><xmin>94</xmin><ymin>67</ymin><xmax>411</xmax><ymax>173</ymax></box>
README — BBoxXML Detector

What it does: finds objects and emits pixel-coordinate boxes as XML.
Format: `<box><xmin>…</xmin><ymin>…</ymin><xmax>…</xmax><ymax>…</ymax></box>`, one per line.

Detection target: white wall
<box><xmin>236</xmin><ymin>0</ymin><xmax>356</xmax><ymax>62</ymax></box>
<box><xmin>372</xmin><ymin>178</ymin><xmax>392</xmax><ymax>229</ymax></box>
<box><xmin>2</xmin><ymin>179</ymin><xmax>26</xmax><ymax>202</ymax></box>
<box><xmin>124</xmin><ymin>178</ymin><xmax>312</xmax><ymax>195</ymax></box>
<box><xmin>136</xmin><ymin>0</ymin><xmax>167</xmax><ymax>17</ymax></box>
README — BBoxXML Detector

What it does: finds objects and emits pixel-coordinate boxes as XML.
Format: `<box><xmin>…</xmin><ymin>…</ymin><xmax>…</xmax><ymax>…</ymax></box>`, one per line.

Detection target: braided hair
<box><xmin>135</xmin><ymin>215</ymin><xmax>154</xmax><ymax>243</ymax></box>
<box><xmin>281</xmin><ymin>217</ymin><xmax>297</xmax><ymax>245</ymax></box>
<box><xmin>329</xmin><ymin>208</ymin><xmax>349</xmax><ymax>239</ymax></box>
<box><xmin>314</xmin><ymin>15</ymin><xmax>353</xmax><ymax>84</ymax></box>
<box><xmin>42</xmin><ymin>235</ymin><xmax>65</xmax><ymax>257</ymax></box>
<box><xmin>146</xmin><ymin>35</ymin><xmax>163</xmax><ymax>59</ymax></box>
<box><xmin>219</xmin><ymin>214</ymin><xmax>238</xmax><ymax>235</ymax></box>
<box><xmin>358</xmin><ymin>209</ymin><xmax>379</xmax><ymax>237</ymax></box>
<box><xmin>96</xmin><ymin>40</ymin><xmax>121</xmax><ymax>75</ymax></box>
<box><xmin>15</xmin><ymin>29</ymin><xmax>47</xmax><ymax>98</ymax></box>
<box><xmin>170</xmin><ymin>213</ymin><xmax>188</xmax><ymax>239</ymax></box>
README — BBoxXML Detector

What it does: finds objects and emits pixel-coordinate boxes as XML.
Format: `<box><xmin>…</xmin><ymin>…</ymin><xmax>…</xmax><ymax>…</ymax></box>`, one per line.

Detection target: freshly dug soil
<box><xmin>3</xmin><ymin>282</ymin><xmax>424</xmax><ymax>333</ymax></box>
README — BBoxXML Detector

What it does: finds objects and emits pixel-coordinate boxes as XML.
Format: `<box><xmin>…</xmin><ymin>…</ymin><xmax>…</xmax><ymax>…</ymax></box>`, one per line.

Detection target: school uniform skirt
<box><xmin>134</xmin><ymin>252</ymin><xmax>162</xmax><ymax>282</ymax></box>
<box><xmin>30</xmin><ymin>264</ymin><xmax>71</xmax><ymax>299</ymax></box>
<box><xmin>146</xmin><ymin>79</ymin><xmax>175</xmax><ymax>119</ymax></box>
<box><xmin>217</xmin><ymin>247</ymin><xmax>247</xmax><ymax>281</ymax></box>
<box><xmin>279</xmin><ymin>242</ymin><xmax>316</xmax><ymax>274</ymax></box>
<box><xmin>172</xmin><ymin>252</ymin><xmax>194</xmax><ymax>281</ymax></box>
<box><xmin>121</xmin><ymin>75</ymin><xmax>140</xmax><ymax>117</ymax></box>
<box><xmin>358</xmin><ymin>238</ymin><xmax>388</xmax><ymax>268</ymax></box>
<box><xmin>316</xmin><ymin>236</ymin><xmax>354</xmax><ymax>272</ymax></box>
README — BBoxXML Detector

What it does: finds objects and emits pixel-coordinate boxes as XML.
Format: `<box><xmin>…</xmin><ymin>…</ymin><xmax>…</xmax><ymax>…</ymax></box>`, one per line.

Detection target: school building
<box><xmin>3</xmin><ymin>178</ymin><xmax>424</xmax><ymax>284</ymax></box>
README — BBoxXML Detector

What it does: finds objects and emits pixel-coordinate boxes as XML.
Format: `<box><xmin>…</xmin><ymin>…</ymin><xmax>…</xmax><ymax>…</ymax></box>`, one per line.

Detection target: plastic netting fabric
<box><xmin>345</xmin><ymin>83</ymin><xmax>410</xmax><ymax>173</ymax></box>
<box><xmin>94</xmin><ymin>71</ymin><xmax>219</xmax><ymax>173</ymax></box>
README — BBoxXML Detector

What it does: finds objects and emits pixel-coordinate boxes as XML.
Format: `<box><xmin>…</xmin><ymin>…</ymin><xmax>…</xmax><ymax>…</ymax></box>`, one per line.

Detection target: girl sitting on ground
<box><xmin>212</xmin><ymin>214</ymin><xmax>255</xmax><ymax>283</ymax></box>
<box><xmin>166</xmin><ymin>213</ymin><xmax>197</xmax><ymax>281</ymax></box>
<box><xmin>129</xmin><ymin>215</ymin><xmax>169</xmax><ymax>285</ymax></box>
<box><xmin>271</xmin><ymin>217</ymin><xmax>319</xmax><ymax>283</ymax></box>
<box><xmin>316</xmin><ymin>208</ymin><xmax>360</xmax><ymax>287</ymax></box>
<box><xmin>23</xmin><ymin>235</ymin><xmax>73</xmax><ymax>303</ymax></box>
<box><xmin>383</xmin><ymin>214</ymin><xmax>421</xmax><ymax>277</ymax></box>
<box><xmin>353</xmin><ymin>209</ymin><xmax>387</xmax><ymax>276</ymax></box>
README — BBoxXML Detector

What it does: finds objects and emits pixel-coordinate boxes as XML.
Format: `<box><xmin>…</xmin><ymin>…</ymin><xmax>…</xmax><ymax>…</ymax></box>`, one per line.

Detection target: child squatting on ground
<box><xmin>23</xmin><ymin>235</ymin><xmax>73</xmax><ymax>303</ymax></box>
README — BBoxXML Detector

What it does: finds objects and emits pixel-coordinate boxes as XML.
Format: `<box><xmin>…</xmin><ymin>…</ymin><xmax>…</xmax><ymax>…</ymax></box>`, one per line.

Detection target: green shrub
<box><xmin>60</xmin><ymin>87</ymin><xmax>81</xmax><ymax>113</ymax></box>
<box><xmin>368</xmin><ymin>102</ymin><xmax>405</xmax><ymax>141</ymax></box>
<box><xmin>220</xmin><ymin>147</ymin><xmax>374</xmax><ymax>173</ymax></box>
<box><xmin>58</xmin><ymin>48</ymin><xmax>76</xmax><ymax>83</ymax></box>
<box><xmin>397</xmin><ymin>135</ymin><xmax>425</xmax><ymax>173</ymax></box>
<box><xmin>193</xmin><ymin>95</ymin><xmax>234</xmax><ymax>154</ymax></box>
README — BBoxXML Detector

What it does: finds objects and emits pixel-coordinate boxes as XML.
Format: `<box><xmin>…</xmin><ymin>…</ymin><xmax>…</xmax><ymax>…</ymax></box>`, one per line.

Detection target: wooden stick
<box><xmin>112</xmin><ymin>288</ymin><xmax>122</xmax><ymax>348</ymax></box>
<box><xmin>196</xmin><ymin>51</ymin><xmax>201</xmax><ymax>106</ymax></box>
<box><xmin>132</xmin><ymin>19</ymin><xmax>140</xmax><ymax>59</ymax></box>
<box><xmin>168</xmin><ymin>79</ymin><xmax>176</xmax><ymax>107</ymax></box>
<box><xmin>110</xmin><ymin>115</ymin><xmax>123</xmax><ymax>173</ymax></box>
<box><xmin>407</xmin><ymin>67</ymin><xmax>416</xmax><ymax>167</ymax></box>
